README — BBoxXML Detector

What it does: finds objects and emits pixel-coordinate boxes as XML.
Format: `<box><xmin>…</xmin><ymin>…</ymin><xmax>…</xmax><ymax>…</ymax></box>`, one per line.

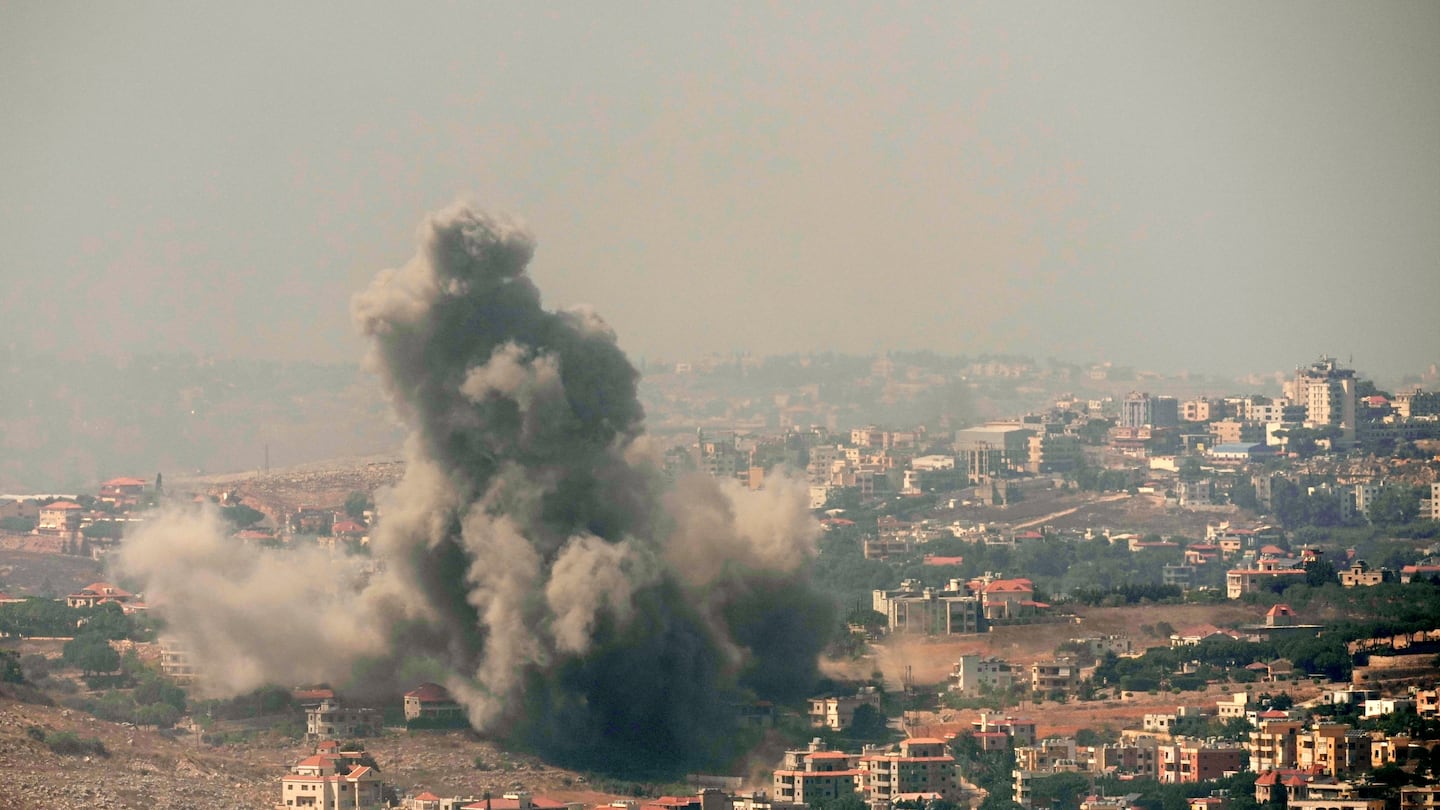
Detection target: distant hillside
<box><xmin>0</xmin><ymin>347</ymin><xmax>405</xmax><ymax>492</ymax></box>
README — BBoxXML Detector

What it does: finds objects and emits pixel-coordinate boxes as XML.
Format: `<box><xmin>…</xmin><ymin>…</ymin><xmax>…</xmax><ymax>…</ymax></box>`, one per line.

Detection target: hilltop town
<box><xmin>1</xmin><ymin>351</ymin><xmax>1438</xmax><ymax>810</ymax></box>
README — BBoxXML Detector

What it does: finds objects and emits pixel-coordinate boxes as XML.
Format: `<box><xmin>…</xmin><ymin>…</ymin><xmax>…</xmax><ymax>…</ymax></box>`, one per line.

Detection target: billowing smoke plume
<box><xmin>115</xmin><ymin>203</ymin><xmax>833</xmax><ymax>770</ymax></box>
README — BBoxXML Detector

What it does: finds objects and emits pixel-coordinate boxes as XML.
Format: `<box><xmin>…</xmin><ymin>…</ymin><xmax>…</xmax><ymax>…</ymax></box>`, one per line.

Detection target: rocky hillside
<box><xmin>0</xmin><ymin>687</ymin><xmax>627</xmax><ymax>810</ymax></box>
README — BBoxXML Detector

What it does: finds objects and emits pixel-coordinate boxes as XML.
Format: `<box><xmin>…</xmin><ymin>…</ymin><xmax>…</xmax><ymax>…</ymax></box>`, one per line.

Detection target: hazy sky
<box><xmin>3</xmin><ymin>2</ymin><xmax>1437</xmax><ymax>378</ymax></box>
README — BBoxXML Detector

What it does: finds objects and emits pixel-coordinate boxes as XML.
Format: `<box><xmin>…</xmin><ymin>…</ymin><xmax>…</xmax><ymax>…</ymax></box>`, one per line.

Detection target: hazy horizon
<box><xmin>4</xmin><ymin>3</ymin><xmax>1438</xmax><ymax>379</ymax></box>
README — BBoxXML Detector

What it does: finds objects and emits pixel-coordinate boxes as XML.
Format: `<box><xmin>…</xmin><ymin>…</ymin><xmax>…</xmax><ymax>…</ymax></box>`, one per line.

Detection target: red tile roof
<box><xmin>71</xmin><ymin>582</ymin><xmax>133</xmax><ymax>599</ymax></box>
<box><xmin>923</xmin><ymin>555</ymin><xmax>965</xmax><ymax>566</ymax></box>
<box><xmin>405</xmin><ymin>682</ymin><xmax>455</xmax><ymax>703</ymax></box>
<box><xmin>44</xmin><ymin>501</ymin><xmax>82</xmax><ymax>510</ymax></box>
<box><xmin>983</xmin><ymin>578</ymin><xmax>1034</xmax><ymax>593</ymax></box>
<box><xmin>101</xmin><ymin>477</ymin><xmax>148</xmax><ymax>487</ymax></box>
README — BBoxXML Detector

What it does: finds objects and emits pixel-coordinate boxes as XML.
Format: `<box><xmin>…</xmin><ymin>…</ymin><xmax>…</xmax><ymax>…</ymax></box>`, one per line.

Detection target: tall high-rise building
<box><xmin>1284</xmin><ymin>356</ymin><xmax>1358</xmax><ymax>444</ymax></box>
<box><xmin>1122</xmin><ymin>392</ymin><xmax>1180</xmax><ymax>429</ymax></box>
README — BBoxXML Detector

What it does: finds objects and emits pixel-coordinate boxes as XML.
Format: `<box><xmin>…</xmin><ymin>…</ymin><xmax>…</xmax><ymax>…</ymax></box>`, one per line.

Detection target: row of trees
<box><xmin>0</xmin><ymin>599</ymin><xmax>139</xmax><ymax>640</ymax></box>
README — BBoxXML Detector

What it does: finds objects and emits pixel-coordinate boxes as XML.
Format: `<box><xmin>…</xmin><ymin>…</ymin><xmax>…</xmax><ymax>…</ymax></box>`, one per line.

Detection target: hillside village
<box><xmin>1</xmin><ymin>352</ymin><xmax>1439</xmax><ymax>810</ymax></box>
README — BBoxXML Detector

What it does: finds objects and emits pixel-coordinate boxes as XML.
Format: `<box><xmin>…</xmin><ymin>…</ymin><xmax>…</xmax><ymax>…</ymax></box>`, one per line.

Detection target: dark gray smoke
<box><xmin>119</xmin><ymin>202</ymin><xmax>833</xmax><ymax>771</ymax></box>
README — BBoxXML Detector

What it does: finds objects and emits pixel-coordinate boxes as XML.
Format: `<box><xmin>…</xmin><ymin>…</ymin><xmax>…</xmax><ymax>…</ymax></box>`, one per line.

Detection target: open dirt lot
<box><xmin>824</xmin><ymin>600</ymin><xmax>1304</xmax><ymax>741</ymax></box>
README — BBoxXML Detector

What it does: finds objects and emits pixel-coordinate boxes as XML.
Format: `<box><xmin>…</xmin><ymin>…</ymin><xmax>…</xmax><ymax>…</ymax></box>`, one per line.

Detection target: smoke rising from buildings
<box><xmin>116</xmin><ymin>202</ymin><xmax>833</xmax><ymax>769</ymax></box>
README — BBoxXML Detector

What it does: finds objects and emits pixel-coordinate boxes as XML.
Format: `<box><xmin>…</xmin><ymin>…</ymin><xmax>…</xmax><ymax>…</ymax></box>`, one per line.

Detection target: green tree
<box><xmin>220</xmin><ymin>504</ymin><xmax>265</xmax><ymax>529</ymax></box>
<box><xmin>1368</xmin><ymin>485</ymin><xmax>1422</xmax><ymax>526</ymax></box>
<box><xmin>846</xmin><ymin>703</ymin><xmax>891</xmax><ymax>741</ymax></box>
<box><xmin>0</xmin><ymin>516</ymin><xmax>36</xmax><ymax>532</ymax></box>
<box><xmin>1029</xmin><ymin>772</ymin><xmax>1092</xmax><ymax>810</ymax></box>
<box><xmin>63</xmin><ymin>634</ymin><xmax>120</xmax><ymax>675</ymax></box>
<box><xmin>344</xmin><ymin>491</ymin><xmax>372</xmax><ymax>520</ymax></box>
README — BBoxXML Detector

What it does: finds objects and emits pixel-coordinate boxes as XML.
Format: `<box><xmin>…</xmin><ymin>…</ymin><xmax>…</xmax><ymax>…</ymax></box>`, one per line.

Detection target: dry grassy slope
<box><xmin>824</xmin><ymin>601</ymin><xmax>1308</xmax><ymax>741</ymax></box>
<box><xmin>0</xmin><ymin>690</ymin><xmax>632</xmax><ymax>810</ymax></box>
<box><xmin>0</xmin><ymin>548</ymin><xmax>104</xmax><ymax>597</ymax></box>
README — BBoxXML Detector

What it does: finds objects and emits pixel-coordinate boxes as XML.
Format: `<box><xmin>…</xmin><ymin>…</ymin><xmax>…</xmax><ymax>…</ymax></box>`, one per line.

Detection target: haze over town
<box><xmin>4</xmin><ymin>3</ymin><xmax>1438</xmax><ymax>380</ymax></box>
<box><xmin>3</xmin><ymin>6</ymin><xmax>1440</xmax><ymax>810</ymax></box>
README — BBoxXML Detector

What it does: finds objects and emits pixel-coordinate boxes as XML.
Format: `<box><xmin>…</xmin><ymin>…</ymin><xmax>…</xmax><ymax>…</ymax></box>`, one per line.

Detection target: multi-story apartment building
<box><xmin>1026</xmin><ymin>432</ymin><xmax>1082</xmax><ymax>473</ymax></box>
<box><xmin>949</xmin><ymin>655</ymin><xmax>1015</xmax><ymax>696</ymax></box>
<box><xmin>306</xmin><ymin>699</ymin><xmax>383</xmax><ymax>740</ymax></box>
<box><xmin>1014</xmin><ymin>738</ymin><xmax>1083</xmax><ymax>807</ymax></box>
<box><xmin>1096</xmin><ymin>737</ymin><xmax>1160</xmax><ymax>778</ymax></box>
<box><xmin>1182</xmin><ymin>398</ymin><xmax>1213</xmax><ymax>423</ymax></box>
<box><xmin>1392</xmin><ymin>390</ymin><xmax>1440</xmax><ymax>420</ymax></box>
<box><xmin>859</xmin><ymin>738</ymin><xmax>962</xmax><ymax>805</ymax></box>
<box><xmin>1249</xmin><ymin>719</ymin><xmax>1304</xmax><ymax>773</ymax></box>
<box><xmin>1158</xmin><ymin>741</ymin><xmax>1245</xmax><ymax>783</ymax></box>
<box><xmin>36</xmin><ymin>501</ymin><xmax>82</xmax><ymax>535</ymax></box>
<box><xmin>955</xmin><ymin>424</ymin><xmax>1034</xmax><ymax>479</ymax></box>
<box><xmin>1122</xmin><ymin>392</ymin><xmax>1180</xmax><ymax>429</ymax></box>
<box><xmin>1284</xmin><ymin>356</ymin><xmax>1358</xmax><ymax>445</ymax></box>
<box><xmin>973</xmin><ymin>713</ymin><xmax>1038</xmax><ymax>747</ymax></box>
<box><xmin>1227</xmin><ymin>557</ymin><xmax>1307</xmax><ymax>599</ymax></box>
<box><xmin>773</xmin><ymin>741</ymin><xmax>859</xmax><ymax>805</ymax></box>
<box><xmin>1400</xmin><ymin>786</ymin><xmax>1440</xmax><ymax>810</ymax></box>
<box><xmin>808</xmin><ymin>690</ymin><xmax>882</xmax><ymax>731</ymax></box>
<box><xmin>279</xmin><ymin>745</ymin><xmax>388</xmax><ymax>809</ymax></box>
<box><xmin>1030</xmin><ymin>659</ymin><xmax>1080</xmax><ymax>694</ymax></box>
<box><xmin>872</xmin><ymin>582</ymin><xmax>985</xmax><ymax>635</ymax></box>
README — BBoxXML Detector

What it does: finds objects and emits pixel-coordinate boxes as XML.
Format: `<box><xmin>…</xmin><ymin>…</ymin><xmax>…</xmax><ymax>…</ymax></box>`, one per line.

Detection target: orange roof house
<box><xmin>66</xmin><ymin>582</ymin><xmax>134</xmax><ymax>609</ymax></box>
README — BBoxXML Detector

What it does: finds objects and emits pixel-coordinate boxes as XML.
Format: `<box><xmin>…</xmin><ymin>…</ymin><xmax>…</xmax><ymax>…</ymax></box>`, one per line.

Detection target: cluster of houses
<box><xmin>0</xmin><ymin>472</ymin><xmax>382</xmax><ymax>564</ymax></box>
<box><xmin>983</xmin><ymin>681</ymin><xmax>1440</xmax><ymax>810</ymax></box>
<box><xmin>275</xmin><ymin>739</ymin><xmax>591</xmax><ymax>810</ymax></box>
<box><xmin>771</xmin><ymin>736</ymin><xmax>968</xmax><ymax>808</ymax></box>
<box><xmin>871</xmin><ymin>573</ymin><xmax>1050</xmax><ymax>636</ymax></box>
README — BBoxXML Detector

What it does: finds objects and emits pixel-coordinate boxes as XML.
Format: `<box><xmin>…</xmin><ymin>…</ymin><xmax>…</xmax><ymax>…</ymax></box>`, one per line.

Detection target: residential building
<box><xmin>1362</xmin><ymin>698</ymin><xmax>1414</xmax><ymax>718</ymax></box>
<box><xmin>37</xmin><ymin>501</ymin><xmax>83</xmax><ymax>535</ymax></box>
<box><xmin>872</xmin><ymin>581</ymin><xmax>985</xmax><ymax>635</ymax></box>
<box><xmin>1216</xmin><ymin>693</ymin><xmax>1250</xmax><ymax>720</ymax></box>
<box><xmin>1158</xmin><ymin>741</ymin><xmax>1245</xmax><ymax>783</ymax></box>
<box><xmin>1030</xmin><ymin>659</ymin><xmax>1080</xmax><ymax>694</ymax></box>
<box><xmin>1290</xmin><ymin>780</ymin><xmax>1388</xmax><ymax>810</ymax></box>
<box><xmin>66</xmin><ymin>581</ymin><xmax>134</xmax><ymax>609</ymax></box>
<box><xmin>970</xmin><ymin>575</ymin><xmax>1044</xmax><ymax>621</ymax></box>
<box><xmin>1248</xmin><ymin>718</ymin><xmax>1303</xmax><ymax>773</ymax></box>
<box><xmin>1122</xmin><ymin>393</ymin><xmax>1179</xmax><ymax>429</ymax></box>
<box><xmin>973</xmin><ymin>713</ymin><xmax>1038</xmax><ymax>747</ymax></box>
<box><xmin>1400</xmin><ymin>786</ymin><xmax>1440</xmax><ymax>810</ymax></box>
<box><xmin>772</xmin><ymin>740</ymin><xmax>859</xmax><ymax>805</ymax></box>
<box><xmin>1416</xmin><ymin>687</ymin><xmax>1439</xmax><ymax>718</ymax></box>
<box><xmin>159</xmin><ymin>637</ymin><xmax>199</xmax><ymax>684</ymax></box>
<box><xmin>1014</xmin><ymin>738</ymin><xmax>1082</xmax><ymax>807</ymax></box>
<box><xmin>949</xmin><ymin>655</ymin><xmax>1015</xmax><ymax>697</ymax></box>
<box><xmin>1070</xmin><ymin>635</ymin><xmax>1134</xmax><ymax>657</ymax></box>
<box><xmin>1027</xmin><ymin>432</ymin><xmax>1082</xmax><ymax>474</ymax></box>
<box><xmin>1284</xmin><ymin>356</ymin><xmax>1358</xmax><ymax>445</ymax></box>
<box><xmin>808</xmin><ymin>690</ymin><xmax>882</xmax><ymax>731</ymax></box>
<box><xmin>955</xmin><ymin>424</ymin><xmax>1034</xmax><ymax>479</ymax></box>
<box><xmin>1392</xmin><ymin>390</ymin><xmax>1440</xmax><ymax>420</ymax></box>
<box><xmin>1339</xmin><ymin>561</ymin><xmax>1390</xmax><ymax>587</ymax></box>
<box><xmin>1208</xmin><ymin>443</ymin><xmax>1275</xmax><ymax>463</ymax></box>
<box><xmin>1182</xmin><ymin>399</ymin><xmax>1213</xmax><ymax>423</ymax></box>
<box><xmin>306</xmin><ymin>699</ymin><xmax>383</xmax><ymax>740</ymax></box>
<box><xmin>279</xmin><ymin>744</ymin><xmax>388</xmax><ymax>809</ymax></box>
<box><xmin>98</xmin><ymin>477</ymin><xmax>148</xmax><ymax>508</ymax></box>
<box><xmin>1095</xmin><ymin>738</ymin><xmax>1160</xmax><ymax>778</ymax></box>
<box><xmin>1296</xmin><ymin>724</ymin><xmax>1371</xmax><ymax>777</ymax></box>
<box><xmin>859</xmin><ymin>737</ymin><xmax>963</xmax><ymax>805</ymax></box>
<box><xmin>1227</xmin><ymin>558</ymin><xmax>1306</xmax><ymax>599</ymax></box>
<box><xmin>402</xmin><ymin>683</ymin><xmax>464</xmax><ymax>724</ymax></box>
